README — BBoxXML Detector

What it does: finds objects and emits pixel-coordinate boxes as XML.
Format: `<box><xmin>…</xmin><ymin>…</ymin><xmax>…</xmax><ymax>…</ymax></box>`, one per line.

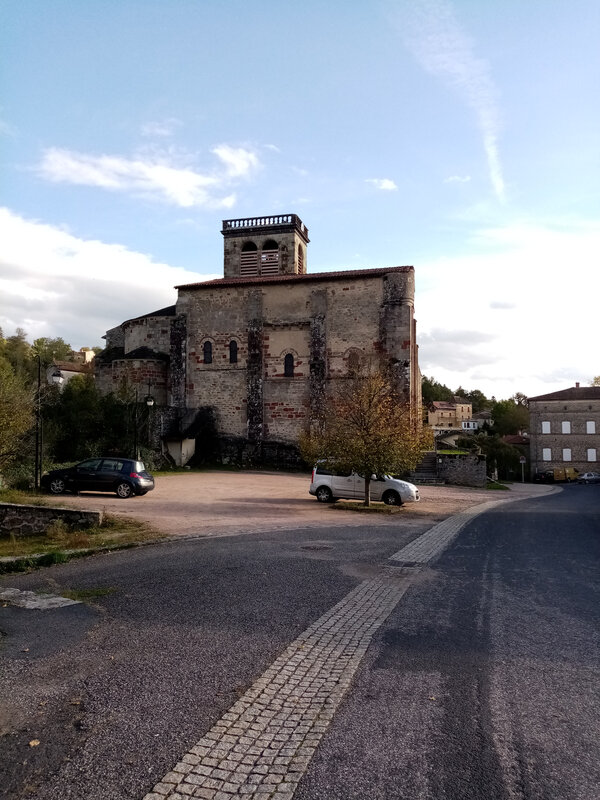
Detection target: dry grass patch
<box><xmin>0</xmin><ymin>514</ymin><xmax>165</xmax><ymax>559</ymax></box>
<box><xmin>331</xmin><ymin>501</ymin><xmax>404</xmax><ymax>514</ymax></box>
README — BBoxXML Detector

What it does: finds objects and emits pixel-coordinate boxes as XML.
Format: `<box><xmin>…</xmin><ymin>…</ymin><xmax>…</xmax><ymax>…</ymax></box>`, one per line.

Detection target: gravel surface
<box><xmin>36</xmin><ymin>471</ymin><xmax>553</xmax><ymax>539</ymax></box>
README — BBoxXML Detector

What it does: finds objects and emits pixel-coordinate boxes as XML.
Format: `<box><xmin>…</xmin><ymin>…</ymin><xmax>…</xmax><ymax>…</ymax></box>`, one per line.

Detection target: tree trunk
<box><xmin>364</xmin><ymin>475</ymin><xmax>371</xmax><ymax>506</ymax></box>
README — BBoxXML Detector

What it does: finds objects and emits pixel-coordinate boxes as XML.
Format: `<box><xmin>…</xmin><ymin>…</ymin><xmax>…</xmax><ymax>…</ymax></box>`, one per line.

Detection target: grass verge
<box><xmin>331</xmin><ymin>501</ymin><xmax>403</xmax><ymax>513</ymax></box>
<box><xmin>0</xmin><ymin>514</ymin><xmax>166</xmax><ymax>572</ymax></box>
<box><xmin>0</xmin><ymin>488</ymin><xmax>54</xmax><ymax>506</ymax></box>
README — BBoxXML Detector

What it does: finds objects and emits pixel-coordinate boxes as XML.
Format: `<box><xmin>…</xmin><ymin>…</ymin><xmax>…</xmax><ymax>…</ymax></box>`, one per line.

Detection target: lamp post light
<box><xmin>34</xmin><ymin>358</ymin><xmax>64</xmax><ymax>490</ymax></box>
<box><xmin>144</xmin><ymin>381</ymin><xmax>155</xmax><ymax>450</ymax></box>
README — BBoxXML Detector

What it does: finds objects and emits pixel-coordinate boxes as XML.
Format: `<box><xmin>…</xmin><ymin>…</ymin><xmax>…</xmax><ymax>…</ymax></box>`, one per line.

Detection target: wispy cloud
<box><xmin>36</xmin><ymin>144</ymin><xmax>262</xmax><ymax>208</ymax></box>
<box><xmin>444</xmin><ymin>174</ymin><xmax>471</xmax><ymax>183</ymax></box>
<box><xmin>366</xmin><ymin>178</ymin><xmax>398</xmax><ymax>191</ymax></box>
<box><xmin>140</xmin><ymin>118</ymin><xmax>183</xmax><ymax>137</ymax></box>
<box><xmin>212</xmin><ymin>144</ymin><xmax>260</xmax><ymax>178</ymax></box>
<box><xmin>395</xmin><ymin>0</ymin><xmax>505</xmax><ymax>202</ymax></box>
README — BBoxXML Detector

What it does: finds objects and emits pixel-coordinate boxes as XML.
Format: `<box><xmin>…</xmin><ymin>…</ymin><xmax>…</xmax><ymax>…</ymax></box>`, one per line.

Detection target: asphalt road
<box><xmin>1</xmin><ymin>484</ymin><xmax>598</xmax><ymax>800</ymax></box>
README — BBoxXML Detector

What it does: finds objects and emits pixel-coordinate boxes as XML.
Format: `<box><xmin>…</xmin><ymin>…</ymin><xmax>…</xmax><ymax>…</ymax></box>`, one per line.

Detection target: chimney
<box><xmin>575</xmin><ymin>382</ymin><xmax>580</xmax><ymax>388</ymax></box>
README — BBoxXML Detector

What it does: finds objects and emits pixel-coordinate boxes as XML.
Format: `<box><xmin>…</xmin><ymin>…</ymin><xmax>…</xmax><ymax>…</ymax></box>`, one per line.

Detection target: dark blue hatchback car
<box><xmin>41</xmin><ymin>457</ymin><xmax>155</xmax><ymax>498</ymax></box>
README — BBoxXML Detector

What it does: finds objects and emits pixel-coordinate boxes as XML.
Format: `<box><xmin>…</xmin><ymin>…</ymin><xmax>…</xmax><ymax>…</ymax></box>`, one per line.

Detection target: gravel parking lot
<box><xmin>44</xmin><ymin>471</ymin><xmax>554</xmax><ymax>539</ymax></box>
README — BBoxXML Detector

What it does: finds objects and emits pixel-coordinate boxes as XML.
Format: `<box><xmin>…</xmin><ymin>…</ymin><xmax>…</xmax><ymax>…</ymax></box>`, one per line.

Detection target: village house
<box><xmin>528</xmin><ymin>383</ymin><xmax>600</xmax><ymax>478</ymax></box>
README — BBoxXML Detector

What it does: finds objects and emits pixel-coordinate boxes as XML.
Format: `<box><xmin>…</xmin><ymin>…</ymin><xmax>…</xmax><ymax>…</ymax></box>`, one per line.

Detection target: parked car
<box><xmin>41</xmin><ymin>457</ymin><xmax>155</xmax><ymax>498</ymax></box>
<box><xmin>534</xmin><ymin>467</ymin><xmax>580</xmax><ymax>483</ymax></box>
<box><xmin>576</xmin><ymin>472</ymin><xmax>600</xmax><ymax>484</ymax></box>
<box><xmin>309</xmin><ymin>464</ymin><xmax>420</xmax><ymax>505</ymax></box>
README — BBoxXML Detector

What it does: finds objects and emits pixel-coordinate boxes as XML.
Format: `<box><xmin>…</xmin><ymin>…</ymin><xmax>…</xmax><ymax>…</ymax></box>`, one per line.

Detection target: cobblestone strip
<box><xmin>389</xmin><ymin>498</ymin><xmax>512</xmax><ymax>565</ymax></box>
<box><xmin>143</xmin><ymin>575</ymin><xmax>411</xmax><ymax>800</ymax></box>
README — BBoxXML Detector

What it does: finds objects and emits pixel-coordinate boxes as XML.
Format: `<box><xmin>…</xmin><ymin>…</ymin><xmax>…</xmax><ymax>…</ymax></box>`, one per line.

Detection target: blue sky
<box><xmin>1</xmin><ymin>0</ymin><xmax>598</xmax><ymax>399</ymax></box>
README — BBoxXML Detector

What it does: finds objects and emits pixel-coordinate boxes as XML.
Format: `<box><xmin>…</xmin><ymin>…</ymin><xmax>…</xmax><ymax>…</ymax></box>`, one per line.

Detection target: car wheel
<box><xmin>316</xmin><ymin>486</ymin><xmax>333</xmax><ymax>503</ymax></box>
<box><xmin>382</xmin><ymin>490</ymin><xmax>402</xmax><ymax>506</ymax></box>
<box><xmin>49</xmin><ymin>478</ymin><xmax>66</xmax><ymax>494</ymax></box>
<box><xmin>116</xmin><ymin>481</ymin><xmax>134</xmax><ymax>498</ymax></box>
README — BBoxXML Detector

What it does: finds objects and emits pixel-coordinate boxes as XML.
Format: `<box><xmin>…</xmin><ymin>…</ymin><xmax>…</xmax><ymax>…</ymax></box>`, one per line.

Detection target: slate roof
<box><xmin>529</xmin><ymin>386</ymin><xmax>600</xmax><ymax>401</ymax></box>
<box><xmin>122</xmin><ymin>305</ymin><xmax>177</xmax><ymax>325</ymax></box>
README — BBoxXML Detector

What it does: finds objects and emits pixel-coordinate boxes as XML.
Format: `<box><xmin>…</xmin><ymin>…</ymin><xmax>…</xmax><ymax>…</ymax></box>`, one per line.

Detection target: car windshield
<box><xmin>134</xmin><ymin>461</ymin><xmax>146</xmax><ymax>472</ymax></box>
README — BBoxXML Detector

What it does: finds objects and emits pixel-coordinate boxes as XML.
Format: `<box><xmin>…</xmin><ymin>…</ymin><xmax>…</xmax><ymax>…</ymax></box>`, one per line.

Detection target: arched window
<box><xmin>261</xmin><ymin>240</ymin><xmax>279</xmax><ymax>276</ymax></box>
<box><xmin>229</xmin><ymin>340</ymin><xmax>238</xmax><ymax>364</ymax></box>
<box><xmin>240</xmin><ymin>242</ymin><xmax>258</xmax><ymax>277</ymax></box>
<box><xmin>203</xmin><ymin>341</ymin><xmax>213</xmax><ymax>364</ymax></box>
<box><xmin>284</xmin><ymin>353</ymin><xmax>294</xmax><ymax>377</ymax></box>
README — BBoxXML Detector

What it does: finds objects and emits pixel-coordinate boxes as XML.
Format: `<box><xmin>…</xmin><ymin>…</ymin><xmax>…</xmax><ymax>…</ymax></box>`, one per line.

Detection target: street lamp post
<box><xmin>144</xmin><ymin>380</ymin><xmax>155</xmax><ymax>449</ymax></box>
<box><xmin>132</xmin><ymin>383</ymin><xmax>155</xmax><ymax>461</ymax></box>
<box><xmin>33</xmin><ymin>358</ymin><xmax>64</xmax><ymax>490</ymax></box>
<box><xmin>34</xmin><ymin>355</ymin><xmax>41</xmax><ymax>491</ymax></box>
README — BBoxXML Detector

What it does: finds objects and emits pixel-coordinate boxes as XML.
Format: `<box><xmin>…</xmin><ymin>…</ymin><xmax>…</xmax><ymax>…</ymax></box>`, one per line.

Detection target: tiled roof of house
<box><xmin>529</xmin><ymin>386</ymin><xmax>600</xmax><ymax>401</ymax></box>
<box><xmin>502</xmin><ymin>434</ymin><xmax>530</xmax><ymax>445</ymax></box>
<box><xmin>52</xmin><ymin>361</ymin><xmax>91</xmax><ymax>373</ymax></box>
<box><xmin>175</xmin><ymin>266</ymin><xmax>413</xmax><ymax>290</ymax></box>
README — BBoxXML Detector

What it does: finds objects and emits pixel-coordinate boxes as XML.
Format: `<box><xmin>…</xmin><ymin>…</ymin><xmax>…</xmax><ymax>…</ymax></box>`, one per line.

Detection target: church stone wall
<box><xmin>123</xmin><ymin>316</ymin><xmax>172</xmax><ymax>354</ymax></box>
<box><xmin>176</xmin><ymin>269</ymin><xmax>416</xmax><ymax>450</ymax></box>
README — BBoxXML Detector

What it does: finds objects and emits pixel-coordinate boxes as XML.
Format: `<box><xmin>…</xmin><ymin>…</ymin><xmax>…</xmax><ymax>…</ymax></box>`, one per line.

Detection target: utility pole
<box><xmin>34</xmin><ymin>354</ymin><xmax>41</xmax><ymax>491</ymax></box>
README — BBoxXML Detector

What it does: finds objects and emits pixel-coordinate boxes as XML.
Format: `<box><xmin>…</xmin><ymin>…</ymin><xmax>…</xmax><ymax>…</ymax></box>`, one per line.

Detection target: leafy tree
<box><xmin>1</xmin><ymin>328</ymin><xmax>34</xmax><ymax>383</ymax></box>
<box><xmin>591</xmin><ymin>376</ymin><xmax>600</xmax><ymax>386</ymax></box>
<box><xmin>43</xmin><ymin>374</ymin><xmax>104</xmax><ymax>462</ymax></box>
<box><xmin>301</xmin><ymin>368</ymin><xmax>433</xmax><ymax>505</ymax></box>
<box><xmin>491</xmin><ymin>397</ymin><xmax>530</xmax><ymax>436</ymax></box>
<box><xmin>463</xmin><ymin>389</ymin><xmax>492</xmax><ymax>413</ymax></box>
<box><xmin>457</xmin><ymin>434</ymin><xmax>522</xmax><ymax>480</ymax></box>
<box><xmin>32</xmin><ymin>336</ymin><xmax>72</xmax><ymax>366</ymax></box>
<box><xmin>0</xmin><ymin>358</ymin><xmax>34</xmax><ymax>472</ymax></box>
<box><xmin>422</xmin><ymin>375</ymin><xmax>454</xmax><ymax>404</ymax></box>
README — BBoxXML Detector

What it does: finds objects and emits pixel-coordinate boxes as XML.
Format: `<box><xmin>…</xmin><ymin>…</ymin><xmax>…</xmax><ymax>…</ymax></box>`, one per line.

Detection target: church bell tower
<box><xmin>221</xmin><ymin>214</ymin><xmax>310</xmax><ymax>279</ymax></box>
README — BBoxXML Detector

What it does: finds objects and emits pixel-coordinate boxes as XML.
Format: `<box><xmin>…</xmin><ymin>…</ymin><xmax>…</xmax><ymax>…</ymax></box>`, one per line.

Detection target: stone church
<box><xmin>95</xmin><ymin>214</ymin><xmax>421</xmax><ymax>465</ymax></box>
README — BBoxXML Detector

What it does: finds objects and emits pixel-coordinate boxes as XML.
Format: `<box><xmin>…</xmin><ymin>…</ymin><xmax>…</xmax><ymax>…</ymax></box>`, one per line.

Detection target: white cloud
<box><xmin>366</xmin><ymin>178</ymin><xmax>398</xmax><ymax>191</ymax></box>
<box><xmin>212</xmin><ymin>144</ymin><xmax>260</xmax><ymax>178</ymax></box>
<box><xmin>36</xmin><ymin>145</ymin><xmax>261</xmax><ymax>208</ymax></box>
<box><xmin>0</xmin><ymin>207</ymin><xmax>218</xmax><ymax>348</ymax></box>
<box><xmin>416</xmin><ymin>218</ymin><xmax>600</xmax><ymax>398</ymax></box>
<box><xmin>395</xmin><ymin>0</ymin><xmax>505</xmax><ymax>202</ymax></box>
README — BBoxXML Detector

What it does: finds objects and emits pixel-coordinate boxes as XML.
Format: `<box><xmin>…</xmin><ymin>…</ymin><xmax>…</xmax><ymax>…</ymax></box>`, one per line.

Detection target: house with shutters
<box><xmin>528</xmin><ymin>384</ymin><xmax>600</xmax><ymax>478</ymax></box>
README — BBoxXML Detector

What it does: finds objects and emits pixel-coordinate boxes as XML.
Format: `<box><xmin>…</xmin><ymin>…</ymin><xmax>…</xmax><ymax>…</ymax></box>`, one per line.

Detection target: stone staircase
<box><xmin>411</xmin><ymin>451</ymin><xmax>445</xmax><ymax>484</ymax></box>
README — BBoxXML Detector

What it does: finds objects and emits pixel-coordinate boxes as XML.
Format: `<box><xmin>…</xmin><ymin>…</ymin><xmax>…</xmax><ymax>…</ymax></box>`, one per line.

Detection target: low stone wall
<box><xmin>438</xmin><ymin>454</ymin><xmax>487</xmax><ymax>488</ymax></box>
<box><xmin>0</xmin><ymin>503</ymin><xmax>103</xmax><ymax>538</ymax></box>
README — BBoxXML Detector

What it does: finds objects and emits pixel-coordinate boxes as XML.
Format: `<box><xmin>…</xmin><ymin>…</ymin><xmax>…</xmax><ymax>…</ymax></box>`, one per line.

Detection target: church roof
<box><xmin>121</xmin><ymin>305</ymin><xmax>177</xmax><ymax>325</ymax></box>
<box><xmin>175</xmin><ymin>265</ymin><xmax>413</xmax><ymax>290</ymax></box>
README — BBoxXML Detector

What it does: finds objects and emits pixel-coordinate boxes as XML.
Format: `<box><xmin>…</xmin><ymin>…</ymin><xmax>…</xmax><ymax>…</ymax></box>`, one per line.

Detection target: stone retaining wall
<box><xmin>438</xmin><ymin>454</ymin><xmax>487</xmax><ymax>488</ymax></box>
<box><xmin>0</xmin><ymin>503</ymin><xmax>103</xmax><ymax>538</ymax></box>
